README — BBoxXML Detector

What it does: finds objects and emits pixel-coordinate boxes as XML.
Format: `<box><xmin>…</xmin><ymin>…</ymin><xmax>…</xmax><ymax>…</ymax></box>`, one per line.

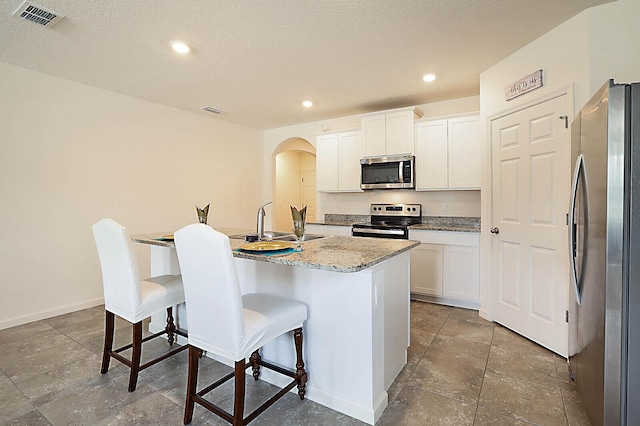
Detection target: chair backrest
<box><xmin>92</xmin><ymin>218</ymin><xmax>141</xmax><ymax>318</ymax></box>
<box><xmin>174</xmin><ymin>224</ymin><xmax>245</xmax><ymax>354</ymax></box>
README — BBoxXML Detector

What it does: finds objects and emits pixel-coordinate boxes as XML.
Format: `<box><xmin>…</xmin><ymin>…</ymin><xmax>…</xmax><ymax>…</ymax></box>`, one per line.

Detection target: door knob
<box><xmin>490</xmin><ymin>227</ymin><xmax>500</xmax><ymax>234</ymax></box>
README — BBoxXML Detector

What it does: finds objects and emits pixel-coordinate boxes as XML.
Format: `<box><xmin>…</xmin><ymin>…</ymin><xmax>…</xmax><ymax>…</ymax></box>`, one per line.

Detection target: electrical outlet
<box><xmin>441</xmin><ymin>202</ymin><xmax>448</xmax><ymax>212</ymax></box>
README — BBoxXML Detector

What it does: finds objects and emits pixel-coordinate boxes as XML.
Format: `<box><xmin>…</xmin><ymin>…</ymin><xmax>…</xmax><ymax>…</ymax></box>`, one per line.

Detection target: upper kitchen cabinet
<box><xmin>415</xmin><ymin>114</ymin><xmax>481</xmax><ymax>190</ymax></box>
<box><xmin>316</xmin><ymin>131</ymin><xmax>364</xmax><ymax>192</ymax></box>
<box><xmin>362</xmin><ymin>107</ymin><xmax>423</xmax><ymax>157</ymax></box>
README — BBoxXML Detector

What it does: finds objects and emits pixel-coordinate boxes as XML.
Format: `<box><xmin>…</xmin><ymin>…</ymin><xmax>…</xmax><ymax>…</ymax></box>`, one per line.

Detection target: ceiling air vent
<box><xmin>202</xmin><ymin>106</ymin><xmax>224</xmax><ymax>114</ymax></box>
<box><xmin>13</xmin><ymin>1</ymin><xmax>64</xmax><ymax>27</ymax></box>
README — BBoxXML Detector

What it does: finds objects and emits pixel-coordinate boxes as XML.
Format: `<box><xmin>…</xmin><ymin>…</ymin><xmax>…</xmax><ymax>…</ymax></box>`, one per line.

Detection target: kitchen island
<box><xmin>132</xmin><ymin>231</ymin><xmax>419</xmax><ymax>424</ymax></box>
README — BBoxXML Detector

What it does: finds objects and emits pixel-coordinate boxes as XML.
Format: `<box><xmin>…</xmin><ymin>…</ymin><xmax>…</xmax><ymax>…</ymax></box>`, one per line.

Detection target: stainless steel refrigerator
<box><xmin>569</xmin><ymin>79</ymin><xmax>640</xmax><ymax>426</ymax></box>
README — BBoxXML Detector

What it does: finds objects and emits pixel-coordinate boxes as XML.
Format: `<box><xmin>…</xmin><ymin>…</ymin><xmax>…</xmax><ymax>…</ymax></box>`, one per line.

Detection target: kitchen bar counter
<box><xmin>133</xmin><ymin>228</ymin><xmax>415</xmax><ymax>424</ymax></box>
<box><xmin>132</xmin><ymin>231</ymin><xmax>418</xmax><ymax>273</ymax></box>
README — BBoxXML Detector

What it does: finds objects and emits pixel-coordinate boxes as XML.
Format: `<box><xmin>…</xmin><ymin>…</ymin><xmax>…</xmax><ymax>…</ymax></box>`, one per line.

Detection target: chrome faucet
<box><xmin>256</xmin><ymin>201</ymin><xmax>272</xmax><ymax>241</ymax></box>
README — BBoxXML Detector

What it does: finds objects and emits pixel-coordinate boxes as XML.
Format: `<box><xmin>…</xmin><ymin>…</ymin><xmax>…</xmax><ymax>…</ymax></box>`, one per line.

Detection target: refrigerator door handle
<box><xmin>569</xmin><ymin>154</ymin><xmax>584</xmax><ymax>304</ymax></box>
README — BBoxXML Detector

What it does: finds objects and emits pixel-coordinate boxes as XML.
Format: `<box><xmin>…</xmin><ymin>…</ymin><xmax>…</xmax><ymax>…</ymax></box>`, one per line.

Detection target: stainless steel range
<box><xmin>352</xmin><ymin>203</ymin><xmax>422</xmax><ymax>239</ymax></box>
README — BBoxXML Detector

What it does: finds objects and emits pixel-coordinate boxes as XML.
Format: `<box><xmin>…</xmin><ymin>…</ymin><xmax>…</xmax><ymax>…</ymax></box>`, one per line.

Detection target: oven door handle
<box><xmin>352</xmin><ymin>228</ymin><xmax>406</xmax><ymax>236</ymax></box>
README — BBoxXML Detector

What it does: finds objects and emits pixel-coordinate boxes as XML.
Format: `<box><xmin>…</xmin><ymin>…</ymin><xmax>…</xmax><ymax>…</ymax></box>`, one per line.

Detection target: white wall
<box><xmin>587</xmin><ymin>0</ymin><xmax>640</xmax><ymax>90</ymax></box>
<box><xmin>263</xmin><ymin>96</ymin><xmax>482</xmax><ymax>223</ymax></box>
<box><xmin>477</xmin><ymin>0</ymin><xmax>640</xmax><ymax>319</ymax></box>
<box><xmin>0</xmin><ymin>62</ymin><xmax>263</xmax><ymax>329</ymax></box>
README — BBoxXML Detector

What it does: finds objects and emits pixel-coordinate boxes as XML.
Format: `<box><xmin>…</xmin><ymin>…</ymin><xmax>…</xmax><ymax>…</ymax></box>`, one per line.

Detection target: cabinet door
<box><xmin>338</xmin><ymin>131</ymin><xmax>364</xmax><ymax>192</ymax></box>
<box><xmin>362</xmin><ymin>115</ymin><xmax>386</xmax><ymax>157</ymax></box>
<box><xmin>410</xmin><ymin>243</ymin><xmax>443</xmax><ymax>296</ymax></box>
<box><xmin>316</xmin><ymin>133</ymin><xmax>339</xmax><ymax>192</ymax></box>
<box><xmin>442</xmin><ymin>245</ymin><xmax>479</xmax><ymax>301</ymax></box>
<box><xmin>415</xmin><ymin>120</ymin><xmax>448</xmax><ymax>190</ymax></box>
<box><xmin>448</xmin><ymin>115</ymin><xmax>481</xmax><ymax>189</ymax></box>
<box><xmin>385</xmin><ymin>110</ymin><xmax>414</xmax><ymax>155</ymax></box>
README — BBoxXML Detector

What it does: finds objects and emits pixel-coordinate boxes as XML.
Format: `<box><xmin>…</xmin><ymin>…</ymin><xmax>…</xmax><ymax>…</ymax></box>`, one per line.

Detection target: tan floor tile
<box><xmin>486</xmin><ymin>344</ymin><xmax>557</xmax><ymax>387</ymax></box>
<box><xmin>449</xmin><ymin>307</ymin><xmax>494</xmax><ymax>327</ymax></box>
<box><xmin>491</xmin><ymin>325</ymin><xmax>554</xmax><ymax>357</ymax></box>
<box><xmin>426</xmin><ymin>334</ymin><xmax>490</xmax><ymax>370</ymax></box>
<box><xmin>559</xmin><ymin>379</ymin><xmax>593</xmax><ymax>426</ymax></box>
<box><xmin>479</xmin><ymin>372</ymin><xmax>567</xmax><ymax>426</ymax></box>
<box><xmin>0</xmin><ymin>321</ymin><xmax>54</xmax><ymax>345</ymax></box>
<box><xmin>379</xmin><ymin>384</ymin><xmax>476</xmax><ymax>425</ymax></box>
<box><xmin>407</xmin><ymin>354</ymin><xmax>484</xmax><ymax>405</ymax></box>
<box><xmin>439</xmin><ymin>317</ymin><xmax>494</xmax><ymax>345</ymax></box>
<box><xmin>0</xmin><ymin>302</ymin><xmax>591</xmax><ymax>426</ymax></box>
<box><xmin>473</xmin><ymin>406</ymin><xmax>531</xmax><ymax>425</ymax></box>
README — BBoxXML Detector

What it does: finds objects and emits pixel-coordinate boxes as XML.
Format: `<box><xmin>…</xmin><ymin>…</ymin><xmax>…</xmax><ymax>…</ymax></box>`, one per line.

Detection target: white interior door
<box><xmin>491</xmin><ymin>93</ymin><xmax>572</xmax><ymax>356</ymax></box>
<box><xmin>301</xmin><ymin>170</ymin><xmax>316</xmax><ymax>223</ymax></box>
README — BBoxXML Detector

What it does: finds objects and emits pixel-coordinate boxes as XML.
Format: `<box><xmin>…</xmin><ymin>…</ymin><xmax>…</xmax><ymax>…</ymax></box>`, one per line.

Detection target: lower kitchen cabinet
<box><xmin>409</xmin><ymin>229</ymin><xmax>480</xmax><ymax>309</ymax></box>
<box><xmin>410</xmin><ymin>243</ymin><xmax>442</xmax><ymax>296</ymax></box>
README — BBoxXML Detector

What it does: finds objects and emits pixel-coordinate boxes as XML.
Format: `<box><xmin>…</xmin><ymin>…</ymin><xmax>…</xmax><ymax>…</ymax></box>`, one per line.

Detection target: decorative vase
<box><xmin>290</xmin><ymin>205</ymin><xmax>307</xmax><ymax>251</ymax></box>
<box><xmin>196</xmin><ymin>204</ymin><xmax>210</xmax><ymax>225</ymax></box>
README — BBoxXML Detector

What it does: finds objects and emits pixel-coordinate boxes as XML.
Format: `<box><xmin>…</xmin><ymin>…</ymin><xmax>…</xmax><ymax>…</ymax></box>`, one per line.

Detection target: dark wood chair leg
<box><xmin>166</xmin><ymin>306</ymin><xmax>176</xmax><ymax>345</ymax></box>
<box><xmin>293</xmin><ymin>327</ymin><xmax>307</xmax><ymax>400</ymax></box>
<box><xmin>233</xmin><ymin>360</ymin><xmax>246</xmax><ymax>426</ymax></box>
<box><xmin>249</xmin><ymin>350</ymin><xmax>261</xmax><ymax>380</ymax></box>
<box><xmin>128</xmin><ymin>321</ymin><xmax>143</xmax><ymax>392</ymax></box>
<box><xmin>184</xmin><ymin>345</ymin><xmax>202</xmax><ymax>425</ymax></box>
<box><xmin>101</xmin><ymin>310</ymin><xmax>115</xmax><ymax>374</ymax></box>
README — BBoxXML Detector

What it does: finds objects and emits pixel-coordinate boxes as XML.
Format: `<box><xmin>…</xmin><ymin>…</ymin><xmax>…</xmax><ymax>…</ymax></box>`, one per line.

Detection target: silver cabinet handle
<box><xmin>490</xmin><ymin>227</ymin><xmax>500</xmax><ymax>234</ymax></box>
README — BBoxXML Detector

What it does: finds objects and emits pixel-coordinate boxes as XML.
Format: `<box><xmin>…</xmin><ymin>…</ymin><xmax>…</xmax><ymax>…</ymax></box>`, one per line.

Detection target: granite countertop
<box><xmin>132</xmin><ymin>229</ymin><xmax>419</xmax><ymax>273</ymax></box>
<box><xmin>309</xmin><ymin>214</ymin><xmax>481</xmax><ymax>233</ymax></box>
<box><xmin>409</xmin><ymin>216</ymin><xmax>480</xmax><ymax>233</ymax></box>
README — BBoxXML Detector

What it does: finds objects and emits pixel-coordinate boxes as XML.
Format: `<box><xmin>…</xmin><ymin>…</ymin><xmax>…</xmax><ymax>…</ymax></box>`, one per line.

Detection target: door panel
<box><xmin>301</xmin><ymin>170</ymin><xmax>316</xmax><ymax>223</ymax></box>
<box><xmin>491</xmin><ymin>93</ymin><xmax>571</xmax><ymax>356</ymax></box>
<box><xmin>500</xmin><ymin>159</ymin><xmax>521</xmax><ymax>222</ymax></box>
<box><xmin>499</xmin><ymin>241</ymin><xmax>521</xmax><ymax>308</ymax></box>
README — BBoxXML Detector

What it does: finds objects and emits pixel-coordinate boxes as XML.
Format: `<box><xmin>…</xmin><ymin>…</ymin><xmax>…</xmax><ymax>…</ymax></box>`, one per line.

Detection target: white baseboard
<box><xmin>0</xmin><ymin>297</ymin><xmax>105</xmax><ymax>330</ymax></box>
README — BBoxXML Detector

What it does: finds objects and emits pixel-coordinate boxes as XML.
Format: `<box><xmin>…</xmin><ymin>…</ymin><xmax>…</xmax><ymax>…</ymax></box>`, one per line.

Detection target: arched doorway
<box><xmin>272</xmin><ymin>138</ymin><xmax>316</xmax><ymax>232</ymax></box>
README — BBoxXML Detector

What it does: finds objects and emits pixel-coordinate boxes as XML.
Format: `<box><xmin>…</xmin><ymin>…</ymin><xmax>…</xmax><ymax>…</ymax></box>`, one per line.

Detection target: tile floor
<box><xmin>0</xmin><ymin>301</ymin><xmax>592</xmax><ymax>425</ymax></box>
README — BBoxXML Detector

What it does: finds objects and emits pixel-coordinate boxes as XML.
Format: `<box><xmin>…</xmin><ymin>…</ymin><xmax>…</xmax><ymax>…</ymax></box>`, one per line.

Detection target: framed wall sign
<box><xmin>505</xmin><ymin>69</ymin><xmax>544</xmax><ymax>101</ymax></box>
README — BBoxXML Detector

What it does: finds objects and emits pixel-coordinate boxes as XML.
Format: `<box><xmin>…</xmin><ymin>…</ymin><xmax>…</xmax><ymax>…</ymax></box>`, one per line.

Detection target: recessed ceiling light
<box><xmin>170</xmin><ymin>41</ymin><xmax>190</xmax><ymax>54</ymax></box>
<box><xmin>422</xmin><ymin>74</ymin><xmax>436</xmax><ymax>83</ymax></box>
<box><xmin>302</xmin><ymin>100</ymin><xmax>313</xmax><ymax>108</ymax></box>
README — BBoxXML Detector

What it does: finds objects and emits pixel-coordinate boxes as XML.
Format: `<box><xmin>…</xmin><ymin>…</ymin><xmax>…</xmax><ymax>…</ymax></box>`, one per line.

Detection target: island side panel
<box><xmin>383</xmin><ymin>250</ymin><xmax>411</xmax><ymax>390</ymax></box>
<box><xmin>235</xmin><ymin>258</ymin><xmax>390</xmax><ymax>425</ymax></box>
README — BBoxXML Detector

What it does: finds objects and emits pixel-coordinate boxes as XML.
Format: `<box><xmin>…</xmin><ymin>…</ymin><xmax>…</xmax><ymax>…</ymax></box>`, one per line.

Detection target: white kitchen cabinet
<box><xmin>409</xmin><ymin>229</ymin><xmax>480</xmax><ymax>308</ymax></box>
<box><xmin>414</xmin><ymin>119</ymin><xmax>448</xmax><ymax>189</ymax></box>
<box><xmin>316</xmin><ymin>133</ymin><xmax>340</xmax><ymax>191</ymax></box>
<box><xmin>415</xmin><ymin>114</ymin><xmax>481</xmax><ymax>190</ymax></box>
<box><xmin>316</xmin><ymin>131</ymin><xmax>363</xmax><ymax>192</ymax></box>
<box><xmin>443</xmin><ymin>245</ymin><xmax>480</xmax><ymax>301</ymax></box>
<box><xmin>410</xmin><ymin>243</ymin><xmax>442</xmax><ymax>296</ymax></box>
<box><xmin>362</xmin><ymin>107</ymin><xmax>422</xmax><ymax>157</ymax></box>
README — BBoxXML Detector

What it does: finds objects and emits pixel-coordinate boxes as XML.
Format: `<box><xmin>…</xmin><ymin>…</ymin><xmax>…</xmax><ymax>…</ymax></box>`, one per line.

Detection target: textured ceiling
<box><xmin>0</xmin><ymin>0</ymin><xmax>613</xmax><ymax>130</ymax></box>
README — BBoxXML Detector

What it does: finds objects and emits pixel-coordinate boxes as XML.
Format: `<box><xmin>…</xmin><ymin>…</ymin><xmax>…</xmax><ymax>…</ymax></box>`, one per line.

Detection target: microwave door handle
<box><xmin>399</xmin><ymin>162</ymin><xmax>403</xmax><ymax>182</ymax></box>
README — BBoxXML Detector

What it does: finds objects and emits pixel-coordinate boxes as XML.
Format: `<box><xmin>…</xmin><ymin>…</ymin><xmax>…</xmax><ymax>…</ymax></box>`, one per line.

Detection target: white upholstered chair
<box><xmin>174</xmin><ymin>223</ymin><xmax>308</xmax><ymax>425</ymax></box>
<box><xmin>92</xmin><ymin>218</ymin><xmax>187</xmax><ymax>392</ymax></box>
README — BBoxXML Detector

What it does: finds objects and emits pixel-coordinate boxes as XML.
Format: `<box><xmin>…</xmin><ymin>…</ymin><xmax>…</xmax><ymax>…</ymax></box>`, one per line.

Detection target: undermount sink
<box><xmin>272</xmin><ymin>234</ymin><xmax>325</xmax><ymax>242</ymax></box>
<box><xmin>228</xmin><ymin>232</ymin><xmax>325</xmax><ymax>242</ymax></box>
<box><xmin>261</xmin><ymin>231</ymin><xmax>291</xmax><ymax>239</ymax></box>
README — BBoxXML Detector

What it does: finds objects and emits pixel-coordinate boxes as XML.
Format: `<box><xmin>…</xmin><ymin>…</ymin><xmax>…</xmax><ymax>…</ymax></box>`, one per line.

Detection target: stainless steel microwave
<box><xmin>360</xmin><ymin>155</ymin><xmax>415</xmax><ymax>189</ymax></box>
